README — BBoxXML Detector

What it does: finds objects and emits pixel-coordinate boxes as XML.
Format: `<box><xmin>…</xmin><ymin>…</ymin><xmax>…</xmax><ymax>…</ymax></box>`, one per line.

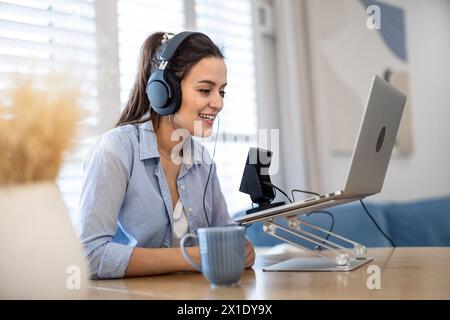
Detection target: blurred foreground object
<box><xmin>0</xmin><ymin>75</ymin><xmax>80</xmax><ymax>184</ymax></box>
<box><xmin>0</xmin><ymin>74</ymin><xmax>89</xmax><ymax>299</ymax></box>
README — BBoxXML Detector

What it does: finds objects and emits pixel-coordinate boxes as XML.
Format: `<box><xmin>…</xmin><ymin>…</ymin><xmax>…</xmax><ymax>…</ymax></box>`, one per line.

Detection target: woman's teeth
<box><xmin>199</xmin><ymin>114</ymin><xmax>216</xmax><ymax>121</ymax></box>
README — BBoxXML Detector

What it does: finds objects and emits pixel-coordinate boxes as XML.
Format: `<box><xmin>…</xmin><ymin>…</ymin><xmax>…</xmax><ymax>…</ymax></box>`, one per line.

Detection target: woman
<box><xmin>78</xmin><ymin>31</ymin><xmax>255</xmax><ymax>279</ymax></box>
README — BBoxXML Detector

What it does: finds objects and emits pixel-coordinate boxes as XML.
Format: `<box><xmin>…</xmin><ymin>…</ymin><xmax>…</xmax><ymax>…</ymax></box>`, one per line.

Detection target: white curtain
<box><xmin>253</xmin><ymin>0</ymin><xmax>322</xmax><ymax>200</ymax></box>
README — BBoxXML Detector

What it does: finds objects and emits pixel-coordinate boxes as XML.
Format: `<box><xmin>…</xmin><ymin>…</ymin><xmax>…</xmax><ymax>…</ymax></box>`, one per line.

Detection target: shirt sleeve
<box><xmin>77</xmin><ymin>131</ymin><xmax>134</xmax><ymax>279</ymax></box>
<box><xmin>210</xmin><ymin>162</ymin><xmax>234</xmax><ymax>226</ymax></box>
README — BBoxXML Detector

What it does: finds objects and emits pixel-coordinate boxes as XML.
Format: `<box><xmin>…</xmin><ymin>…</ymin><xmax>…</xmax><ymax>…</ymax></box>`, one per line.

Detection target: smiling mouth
<box><xmin>199</xmin><ymin>113</ymin><xmax>216</xmax><ymax>121</ymax></box>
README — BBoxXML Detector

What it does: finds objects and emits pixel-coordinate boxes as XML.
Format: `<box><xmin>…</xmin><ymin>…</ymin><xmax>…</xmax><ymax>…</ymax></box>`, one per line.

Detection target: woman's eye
<box><xmin>199</xmin><ymin>89</ymin><xmax>225</xmax><ymax>98</ymax></box>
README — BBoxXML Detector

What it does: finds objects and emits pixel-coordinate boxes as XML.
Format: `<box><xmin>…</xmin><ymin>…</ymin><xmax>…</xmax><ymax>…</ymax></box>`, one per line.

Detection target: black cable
<box><xmin>266</xmin><ymin>181</ymin><xmax>277</xmax><ymax>203</ymax></box>
<box><xmin>262</xmin><ymin>181</ymin><xmax>293</xmax><ymax>203</ymax></box>
<box><xmin>202</xmin><ymin>114</ymin><xmax>220</xmax><ymax>227</ymax></box>
<box><xmin>360</xmin><ymin>199</ymin><xmax>396</xmax><ymax>247</ymax></box>
<box><xmin>291</xmin><ymin>189</ymin><xmax>320</xmax><ymax>202</ymax></box>
<box><xmin>304</xmin><ymin>210</ymin><xmax>335</xmax><ymax>251</ymax></box>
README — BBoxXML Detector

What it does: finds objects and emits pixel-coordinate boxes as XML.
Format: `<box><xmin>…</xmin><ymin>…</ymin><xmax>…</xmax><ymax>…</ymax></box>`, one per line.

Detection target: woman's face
<box><xmin>173</xmin><ymin>57</ymin><xmax>227</xmax><ymax>137</ymax></box>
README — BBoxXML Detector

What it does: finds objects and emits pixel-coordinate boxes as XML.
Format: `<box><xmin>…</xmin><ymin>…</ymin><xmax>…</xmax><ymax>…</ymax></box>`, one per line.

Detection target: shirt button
<box><xmin>180</xmin><ymin>184</ymin><xmax>185</xmax><ymax>190</ymax></box>
<box><xmin>188</xmin><ymin>208</ymin><xmax>193</xmax><ymax>213</ymax></box>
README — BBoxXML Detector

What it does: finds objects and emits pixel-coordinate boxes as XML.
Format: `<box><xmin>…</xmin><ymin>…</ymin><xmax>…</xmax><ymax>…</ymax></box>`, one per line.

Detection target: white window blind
<box><xmin>0</xmin><ymin>0</ymin><xmax>98</xmax><ymax>217</ymax></box>
<box><xmin>195</xmin><ymin>0</ymin><xmax>257</xmax><ymax>215</ymax></box>
<box><xmin>117</xmin><ymin>0</ymin><xmax>185</xmax><ymax>106</ymax></box>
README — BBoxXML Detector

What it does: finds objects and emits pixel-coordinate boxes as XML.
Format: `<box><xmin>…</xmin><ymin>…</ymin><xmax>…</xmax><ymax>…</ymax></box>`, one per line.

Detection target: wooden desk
<box><xmin>87</xmin><ymin>247</ymin><xmax>450</xmax><ymax>299</ymax></box>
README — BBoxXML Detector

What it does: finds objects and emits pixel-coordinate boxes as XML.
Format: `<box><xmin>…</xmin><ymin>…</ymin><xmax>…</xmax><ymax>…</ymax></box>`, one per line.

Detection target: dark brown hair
<box><xmin>115</xmin><ymin>32</ymin><xmax>224</xmax><ymax>128</ymax></box>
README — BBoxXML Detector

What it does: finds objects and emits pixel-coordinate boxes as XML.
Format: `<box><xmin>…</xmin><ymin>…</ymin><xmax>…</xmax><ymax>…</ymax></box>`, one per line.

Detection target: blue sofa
<box><xmin>239</xmin><ymin>195</ymin><xmax>450</xmax><ymax>248</ymax></box>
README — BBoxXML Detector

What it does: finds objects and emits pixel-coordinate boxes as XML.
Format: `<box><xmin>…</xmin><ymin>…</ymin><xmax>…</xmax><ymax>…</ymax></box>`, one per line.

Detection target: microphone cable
<box><xmin>202</xmin><ymin>114</ymin><xmax>220</xmax><ymax>228</ymax></box>
<box><xmin>360</xmin><ymin>199</ymin><xmax>396</xmax><ymax>247</ymax></box>
<box><xmin>262</xmin><ymin>181</ymin><xmax>292</xmax><ymax>203</ymax></box>
<box><xmin>291</xmin><ymin>189</ymin><xmax>320</xmax><ymax>201</ymax></box>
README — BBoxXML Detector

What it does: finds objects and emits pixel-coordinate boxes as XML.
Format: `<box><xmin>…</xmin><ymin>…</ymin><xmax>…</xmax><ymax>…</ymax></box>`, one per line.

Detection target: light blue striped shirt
<box><xmin>77</xmin><ymin>120</ymin><xmax>232</xmax><ymax>279</ymax></box>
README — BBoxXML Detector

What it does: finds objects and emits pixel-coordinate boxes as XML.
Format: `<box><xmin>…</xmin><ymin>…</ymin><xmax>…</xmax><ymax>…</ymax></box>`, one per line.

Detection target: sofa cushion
<box><xmin>385</xmin><ymin>195</ymin><xmax>450</xmax><ymax>246</ymax></box>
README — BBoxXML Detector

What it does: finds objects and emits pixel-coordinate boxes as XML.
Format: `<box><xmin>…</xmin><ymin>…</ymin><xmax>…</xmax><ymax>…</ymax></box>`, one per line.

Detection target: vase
<box><xmin>0</xmin><ymin>182</ymin><xmax>88</xmax><ymax>299</ymax></box>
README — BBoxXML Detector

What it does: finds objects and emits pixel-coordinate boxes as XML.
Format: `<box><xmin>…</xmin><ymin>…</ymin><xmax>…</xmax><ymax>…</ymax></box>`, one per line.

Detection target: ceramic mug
<box><xmin>180</xmin><ymin>226</ymin><xmax>246</xmax><ymax>286</ymax></box>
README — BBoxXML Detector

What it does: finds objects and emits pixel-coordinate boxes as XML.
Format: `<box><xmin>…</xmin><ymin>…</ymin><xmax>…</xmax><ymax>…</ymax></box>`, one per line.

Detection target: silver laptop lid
<box><xmin>343</xmin><ymin>75</ymin><xmax>406</xmax><ymax>196</ymax></box>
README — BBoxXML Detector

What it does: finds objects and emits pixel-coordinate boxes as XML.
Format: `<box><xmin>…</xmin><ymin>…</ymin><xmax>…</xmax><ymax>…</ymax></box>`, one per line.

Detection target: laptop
<box><xmin>235</xmin><ymin>75</ymin><xmax>407</xmax><ymax>225</ymax></box>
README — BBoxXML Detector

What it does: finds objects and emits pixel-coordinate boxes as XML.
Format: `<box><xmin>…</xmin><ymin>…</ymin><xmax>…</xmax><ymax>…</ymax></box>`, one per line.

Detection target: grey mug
<box><xmin>180</xmin><ymin>226</ymin><xmax>246</xmax><ymax>286</ymax></box>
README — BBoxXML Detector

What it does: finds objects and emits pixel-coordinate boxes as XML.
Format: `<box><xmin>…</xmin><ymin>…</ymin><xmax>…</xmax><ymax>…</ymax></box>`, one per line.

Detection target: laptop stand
<box><xmin>261</xmin><ymin>215</ymin><xmax>373</xmax><ymax>272</ymax></box>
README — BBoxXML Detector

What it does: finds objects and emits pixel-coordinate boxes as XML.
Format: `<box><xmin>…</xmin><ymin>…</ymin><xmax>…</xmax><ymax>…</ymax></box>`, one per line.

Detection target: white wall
<box><xmin>375</xmin><ymin>0</ymin><xmax>450</xmax><ymax>201</ymax></box>
<box><xmin>307</xmin><ymin>0</ymin><xmax>450</xmax><ymax>202</ymax></box>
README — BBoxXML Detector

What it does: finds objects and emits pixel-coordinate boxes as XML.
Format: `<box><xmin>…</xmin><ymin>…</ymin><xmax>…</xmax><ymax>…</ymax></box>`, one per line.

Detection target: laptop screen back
<box><xmin>343</xmin><ymin>75</ymin><xmax>407</xmax><ymax>196</ymax></box>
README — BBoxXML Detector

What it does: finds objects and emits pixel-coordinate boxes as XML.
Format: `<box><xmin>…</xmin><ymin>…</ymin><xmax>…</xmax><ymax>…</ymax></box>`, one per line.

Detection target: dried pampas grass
<box><xmin>0</xmin><ymin>74</ymin><xmax>81</xmax><ymax>185</ymax></box>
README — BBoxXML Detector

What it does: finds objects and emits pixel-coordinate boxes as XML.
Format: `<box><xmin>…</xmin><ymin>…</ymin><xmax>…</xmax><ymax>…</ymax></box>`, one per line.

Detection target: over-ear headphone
<box><xmin>146</xmin><ymin>31</ymin><xmax>201</xmax><ymax>116</ymax></box>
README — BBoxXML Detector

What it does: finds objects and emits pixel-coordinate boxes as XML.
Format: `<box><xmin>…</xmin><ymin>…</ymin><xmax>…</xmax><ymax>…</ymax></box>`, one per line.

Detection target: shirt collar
<box><xmin>137</xmin><ymin>117</ymin><xmax>204</xmax><ymax>166</ymax></box>
<box><xmin>138</xmin><ymin>120</ymin><xmax>159</xmax><ymax>160</ymax></box>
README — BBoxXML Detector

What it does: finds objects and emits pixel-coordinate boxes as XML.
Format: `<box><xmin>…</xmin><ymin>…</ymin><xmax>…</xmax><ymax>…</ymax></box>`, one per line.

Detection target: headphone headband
<box><xmin>160</xmin><ymin>31</ymin><xmax>201</xmax><ymax>62</ymax></box>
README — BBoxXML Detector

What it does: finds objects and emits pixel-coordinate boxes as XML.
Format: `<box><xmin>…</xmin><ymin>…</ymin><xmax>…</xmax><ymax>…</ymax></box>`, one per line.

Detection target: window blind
<box><xmin>117</xmin><ymin>0</ymin><xmax>185</xmax><ymax>106</ymax></box>
<box><xmin>195</xmin><ymin>0</ymin><xmax>257</xmax><ymax>215</ymax></box>
<box><xmin>0</xmin><ymin>0</ymin><xmax>98</xmax><ymax>219</ymax></box>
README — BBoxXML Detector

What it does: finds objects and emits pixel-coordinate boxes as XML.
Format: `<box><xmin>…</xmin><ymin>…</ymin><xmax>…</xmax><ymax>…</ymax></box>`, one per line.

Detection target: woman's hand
<box><xmin>245</xmin><ymin>239</ymin><xmax>256</xmax><ymax>268</ymax></box>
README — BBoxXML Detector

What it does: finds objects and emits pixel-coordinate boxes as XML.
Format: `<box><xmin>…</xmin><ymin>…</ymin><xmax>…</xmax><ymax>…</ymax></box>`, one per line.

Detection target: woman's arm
<box><xmin>124</xmin><ymin>246</ymin><xmax>200</xmax><ymax>277</ymax></box>
<box><xmin>78</xmin><ymin>131</ymin><xmax>134</xmax><ymax>279</ymax></box>
<box><xmin>125</xmin><ymin>242</ymin><xmax>254</xmax><ymax>277</ymax></box>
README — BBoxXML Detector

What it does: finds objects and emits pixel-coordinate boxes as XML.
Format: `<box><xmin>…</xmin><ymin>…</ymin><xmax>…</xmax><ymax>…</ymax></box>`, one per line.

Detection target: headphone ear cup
<box><xmin>161</xmin><ymin>70</ymin><xmax>182</xmax><ymax>116</ymax></box>
<box><xmin>146</xmin><ymin>70</ymin><xmax>170</xmax><ymax>115</ymax></box>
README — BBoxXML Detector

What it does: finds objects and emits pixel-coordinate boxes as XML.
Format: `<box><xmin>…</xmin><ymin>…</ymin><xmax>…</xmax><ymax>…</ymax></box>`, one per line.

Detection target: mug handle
<box><xmin>180</xmin><ymin>233</ymin><xmax>201</xmax><ymax>271</ymax></box>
